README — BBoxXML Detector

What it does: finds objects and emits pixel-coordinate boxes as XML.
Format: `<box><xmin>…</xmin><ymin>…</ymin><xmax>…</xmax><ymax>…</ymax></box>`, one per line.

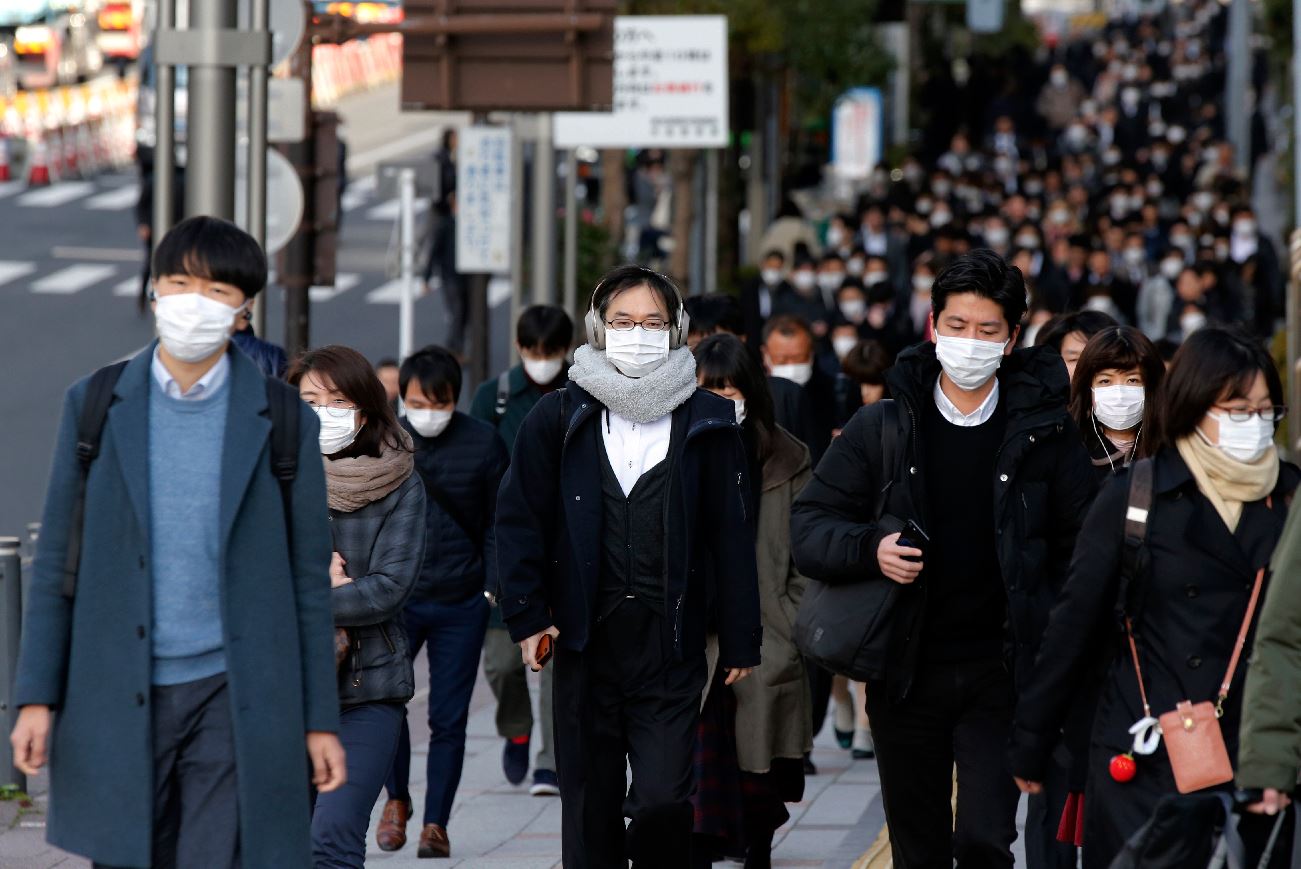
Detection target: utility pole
<box><xmin>186</xmin><ymin>0</ymin><xmax>239</xmax><ymax>218</ymax></box>
<box><xmin>1226</xmin><ymin>0</ymin><xmax>1252</xmax><ymax>174</ymax></box>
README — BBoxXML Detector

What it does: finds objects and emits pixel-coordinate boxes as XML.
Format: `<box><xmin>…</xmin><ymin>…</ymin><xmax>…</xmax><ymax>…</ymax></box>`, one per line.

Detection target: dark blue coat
<box><xmin>404</xmin><ymin>412</ymin><xmax>508</xmax><ymax>603</ymax></box>
<box><xmin>494</xmin><ymin>382</ymin><xmax>763</xmax><ymax>669</ymax></box>
<box><xmin>14</xmin><ymin>343</ymin><xmax>337</xmax><ymax>869</ymax></box>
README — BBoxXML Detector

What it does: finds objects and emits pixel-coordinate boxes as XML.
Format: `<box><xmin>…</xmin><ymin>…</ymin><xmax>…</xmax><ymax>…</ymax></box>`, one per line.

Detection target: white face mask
<box><xmin>522</xmin><ymin>356</ymin><xmax>565</xmax><ymax>385</ymax></box>
<box><xmin>792</xmin><ymin>271</ymin><xmax>817</xmax><ymax>294</ymax></box>
<box><xmin>912</xmin><ymin>275</ymin><xmax>934</xmax><ymax>294</ymax></box>
<box><xmin>733</xmin><ymin>398</ymin><xmax>747</xmax><ymax>425</ymax></box>
<box><xmin>833</xmin><ymin>335</ymin><xmax>859</xmax><ymax>359</ymax></box>
<box><xmin>818</xmin><ymin>272</ymin><xmax>844</xmax><ymax>293</ymax></box>
<box><xmin>316</xmin><ymin>407</ymin><xmax>360</xmax><ymax>455</ymax></box>
<box><xmin>839</xmin><ymin>299</ymin><xmax>867</xmax><ymax>322</ymax></box>
<box><xmin>604</xmin><ymin>326</ymin><xmax>670</xmax><ymax>378</ymax></box>
<box><xmin>407</xmin><ymin>408</ymin><xmax>453</xmax><ymax>439</ymax></box>
<box><xmin>1093</xmin><ymin>384</ymin><xmax>1145</xmax><ymax>431</ymax></box>
<box><xmin>154</xmin><ymin>293</ymin><xmax>242</xmax><ymax>363</ymax></box>
<box><xmin>761</xmin><ymin>268</ymin><xmax>783</xmax><ymax>286</ymax></box>
<box><xmin>1181</xmin><ymin>310</ymin><xmax>1208</xmax><ymax>336</ymax></box>
<box><xmin>1201</xmin><ymin>412</ymin><xmax>1275</xmax><ymax>463</ymax></box>
<box><xmin>846</xmin><ymin>258</ymin><xmax>866</xmax><ymax>276</ymax></box>
<box><xmin>770</xmin><ymin>361</ymin><xmax>813</xmax><ymax>387</ymax></box>
<box><xmin>826</xmin><ymin>226</ymin><xmax>846</xmax><ymax>247</ymax></box>
<box><xmin>1160</xmin><ymin>258</ymin><xmax>1183</xmax><ymax>280</ymax></box>
<box><xmin>934</xmin><ymin>334</ymin><xmax>1008</xmax><ymax>391</ymax></box>
<box><xmin>1123</xmin><ymin>247</ymin><xmax>1146</xmax><ymax>266</ymax></box>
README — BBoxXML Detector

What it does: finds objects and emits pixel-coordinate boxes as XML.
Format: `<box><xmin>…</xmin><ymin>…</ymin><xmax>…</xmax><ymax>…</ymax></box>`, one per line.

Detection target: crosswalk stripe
<box><xmin>0</xmin><ymin>181</ymin><xmax>26</xmax><ymax>200</ymax></box>
<box><xmin>309</xmin><ymin>272</ymin><xmax>361</xmax><ymax>302</ymax></box>
<box><xmin>364</xmin><ymin>279</ymin><xmax>407</xmax><ymax>304</ymax></box>
<box><xmin>113</xmin><ymin>276</ymin><xmax>140</xmax><ymax>297</ymax></box>
<box><xmin>17</xmin><ymin>181</ymin><xmax>96</xmax><ymax>208</ymax></box>
<box><xmin>0</xmin><ymin>260</ymin><xmax>38</xmax><ymax>287</ymax></box>
<box><xmin>32</xmin><ymin>263</ymin><xmax>116</xmax><ymax>294</ymax></box>
<box><xmin>365</xmin><ymin>198</ymin><xmax>428</xmax><ymax>222</ymax></box>
<box><xmin>86</xmin><ymin>184</ymin><xmax>140</xmax><ymax>211</ymax></box>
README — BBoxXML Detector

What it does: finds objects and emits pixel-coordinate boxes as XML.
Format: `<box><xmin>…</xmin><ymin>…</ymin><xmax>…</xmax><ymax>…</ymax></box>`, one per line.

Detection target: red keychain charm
<box><xmin>1109</xmin><ymin>753</ymin><xmax>1137</xmax><ymax>783</ymax></box>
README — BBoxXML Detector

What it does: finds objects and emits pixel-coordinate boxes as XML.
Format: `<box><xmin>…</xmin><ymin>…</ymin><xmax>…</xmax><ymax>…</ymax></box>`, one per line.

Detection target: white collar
<box><xmin>151</xmin><ymin>346</ymin><xmax>231</xmax><ymax>401</ymax></box>
<box><xmin>933</xmin><ymin>376</ymin><xmax>999</xmax><ymax>427</ymax></box>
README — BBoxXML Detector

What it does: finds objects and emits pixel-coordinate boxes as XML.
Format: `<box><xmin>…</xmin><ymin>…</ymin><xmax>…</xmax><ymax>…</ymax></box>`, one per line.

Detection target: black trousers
<box><xmin>1024</xmin><ymin>753</ymin><xmax>1078</xmax><ymax>869</ymax></box>
<box><xmin>553</xmin><ymin>601</ymin><xmax>707</xmax><ymax>869</ymax></box>
<box><xmin>866</xmin><ymin>659</ymin><xmax>1020</xmax><ymax>869</ymax></box>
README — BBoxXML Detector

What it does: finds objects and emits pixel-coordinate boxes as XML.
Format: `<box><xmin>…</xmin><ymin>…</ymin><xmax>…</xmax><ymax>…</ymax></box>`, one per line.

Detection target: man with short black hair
<box><xmin>741</xmin><ymin>249</ymin><xmax>792</xmax><ymax>348</ymax></box>
<box><xmin>792</xmin><ymin>249</ymin><xmax>1095</xmax><ymax>868</ymax></box>
<box><xmin>763</xmin><ymin>314</ymin><xmax>836</xmax><ymax>466</ymax></box>
<box><xmin>495</xmin><ymin>265</ymin><xmax>761</xmax><ymax>866</ymax></box>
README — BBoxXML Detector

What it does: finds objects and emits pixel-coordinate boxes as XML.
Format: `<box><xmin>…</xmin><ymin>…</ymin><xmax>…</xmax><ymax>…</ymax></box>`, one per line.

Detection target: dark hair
<box><xmin>685</xmin><ymin>294</ymin><xmax>745</xmax><ymax>337</ymax></box>
<box><xmin>762</xmin><ymin>249</ymin><xmax>786</xmax><ymax>264</ymax></box>
<box><xmin>1034</xmin><ymin>310</ymin><xmax>1118</xmax><ymax>350</ymax></box>
<box><xmin>153</xmin><ymin>215</ymin><xmax>267</xmax><ymax>300</ymax></box>
<box><xmin>517</xmin><ymin>304</ymin><xmax>574</xmax><ymax>353</ymax></box>
<box><xmin>694</xmin><ymin>333</ymin><xmax>777</xmax><ymax>461</ymax></box>
<box><xmin>930</xmin><ymin>248</ymin><xmax>1027</xmax><ymax>329</ymax></box>
<box><xmin>590</xmin><ymin>264</ymin><xmax>681</xmax><ymax>324</ymax></box>
<box><xmin>842</xmin><ymin>339</ymin><xmax>892</xmax><ymax>386</ymax></box>
<box><xmin>1069</xmin><ymin>326</ymin><xmax>1164</xmax><ymax>459</ymax></box>
<box><xmin>375</xmin><ymin>358</ymin><xmax>399</xmax><ymax>371</ymax></box>
<box><xmin>762</xmin><ymin>313</ymin><xmax>813</xmax><ymax>346</ymax></box>
<box><xmin>398</xmin><ymin>345</ymin><xmax>464</xmax><ymax>404</ymax></box>
<box><xmin>1158</xmin><ymin>327</ymin><xmax>1284</xmax><ymax>449</ymax></box>
<box><xmin>286</xmin><ymin>345</ymin><xmax>407</xmax><ymax>459</ymax></box>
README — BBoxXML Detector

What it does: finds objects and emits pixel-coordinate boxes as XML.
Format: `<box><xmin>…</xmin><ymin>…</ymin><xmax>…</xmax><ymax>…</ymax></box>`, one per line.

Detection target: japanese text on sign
<box><xmin>554</xmin><ymin>16</ymin><xmax>728</xmax><ymax>149</ymax></box>
<box><xmin>456</xmin><ymin>126</ymin><xmax>514</xmax><ymax>275</ymax></box>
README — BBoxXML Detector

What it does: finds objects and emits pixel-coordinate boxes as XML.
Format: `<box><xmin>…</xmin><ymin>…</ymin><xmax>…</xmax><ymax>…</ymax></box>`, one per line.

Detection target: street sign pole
<box><xmin>152</xmin><ymin>0</ymin><xmax>176</xmax><ymax>251</ymax></box>
<box><xmin>249</xmin><ymin>0</ymin><xmax>270</xmax><ymax>334</ymax></box>
<box><xmin>563</xmin><ymin>149</ymin><xmax>578</xmax><ymax>317</ymax></box>
<box><xmin>398</xmin><ymin>168</ymin><xmax>418</xmax><ymax>362</ymax></box>
<box><xmin>187</xmin><ymin>0</ymin><xmax>240</xmax><ymax>219</ymax></box>
<box><xmin>532</xmin><ymin>114</ymin><xmax>556</xmax><ymax>305</ymax></box>
<box><xmin>510</xmin><ymin>116</ymin><xmax>526</xmax><ymax>365</ymax></box>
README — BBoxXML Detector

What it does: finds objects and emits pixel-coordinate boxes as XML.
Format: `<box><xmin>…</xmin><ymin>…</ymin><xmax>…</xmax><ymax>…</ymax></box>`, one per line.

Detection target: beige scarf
<box><xmin>1175</xmin><ymin>434</ymin><xmax>1278</xmax><ymax>532</ymax></box>
<box><xmin>323</xmin><ymin>429</ymin><xmax>415</xmax><ymax>513</ymax></box>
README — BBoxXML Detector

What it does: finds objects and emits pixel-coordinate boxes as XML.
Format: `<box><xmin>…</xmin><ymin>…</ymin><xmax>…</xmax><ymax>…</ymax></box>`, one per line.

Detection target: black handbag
<box><xmin>1109</xmin><ymin>793</ymin><xmax>1297</xmax><ymax>869</ymax></box>
<box><xmin>794</xmin><ymin>400</ymin><xmax>903</xmax><ymax>682</ymax></box>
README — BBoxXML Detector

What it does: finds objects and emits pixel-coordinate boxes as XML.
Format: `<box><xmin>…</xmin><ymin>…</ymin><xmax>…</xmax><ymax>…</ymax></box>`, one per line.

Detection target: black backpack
<box><xmin>61</xmin><ymin>360</ymin><xmax>301</xmax><ymax>599</ymax></box>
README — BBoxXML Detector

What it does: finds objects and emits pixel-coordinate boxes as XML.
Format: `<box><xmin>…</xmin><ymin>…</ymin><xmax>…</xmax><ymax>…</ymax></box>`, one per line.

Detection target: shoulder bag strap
<box><xmin>1216</xmin><ymin>564</ymin><xmax>1267</xmax><ymax>717</ymax></box>
<box><xmin>1122</xmin><ymin>458</ymin><xmax>1155</xmax><ymax>716</ymax></box>
<box><xmin>874</xmin><ymin>399</ymin><xmax>899</xmax><ymax>520</ymax></box>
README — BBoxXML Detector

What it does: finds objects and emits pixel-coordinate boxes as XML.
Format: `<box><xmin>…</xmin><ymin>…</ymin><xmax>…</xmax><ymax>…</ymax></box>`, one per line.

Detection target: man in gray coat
<box><xmin>9</xmin><ymin>216</ymin><xmax>345</xmax><ymax>869</ymax></box>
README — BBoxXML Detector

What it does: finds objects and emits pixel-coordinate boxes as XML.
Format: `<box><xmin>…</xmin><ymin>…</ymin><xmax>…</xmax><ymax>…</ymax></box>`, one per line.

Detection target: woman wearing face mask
<box><xmin>1069</xmin><ymin>326</ymin><xmax>1165</xmax><ymax>481</ymax></box>
<box><xmin>288</xmin><ymin>346</ymin><xmax>427</xmax><ymax>869</ymax></box>
<box><xmin>688</xmin><ymin>334</ymin><xmax>812</xmax><ymax>869</ymax></box>
<box><xmin>1010</xmin><ymin>327</ymin><xmax>1299</xmax><ymax>868</ymax></box>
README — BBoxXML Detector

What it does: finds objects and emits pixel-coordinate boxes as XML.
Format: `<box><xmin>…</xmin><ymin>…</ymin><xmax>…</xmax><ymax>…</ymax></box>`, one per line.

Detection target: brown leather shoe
<box><xmin>417</xmin><ymin>823</ymin><xmax>450</xmax><ymax>858</ymax></box>
<box><xmin>376</xmin><ymin>799</ymin><xmax>411</xmax><ymax>852</ymax></box>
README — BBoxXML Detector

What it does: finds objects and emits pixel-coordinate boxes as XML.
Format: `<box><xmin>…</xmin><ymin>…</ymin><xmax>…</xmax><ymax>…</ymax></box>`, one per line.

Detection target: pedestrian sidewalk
<box><xmin>0</xmin><ymin>650</ymin><xmax>891</xmax><ymax>868</ymax></box>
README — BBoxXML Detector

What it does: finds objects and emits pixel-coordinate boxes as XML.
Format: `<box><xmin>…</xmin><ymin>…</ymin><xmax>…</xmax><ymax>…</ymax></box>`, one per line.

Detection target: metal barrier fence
<box><xmin>0</xmin><ymin>537</ymin><xmax>25</xmax><ymax>793</ymax></box>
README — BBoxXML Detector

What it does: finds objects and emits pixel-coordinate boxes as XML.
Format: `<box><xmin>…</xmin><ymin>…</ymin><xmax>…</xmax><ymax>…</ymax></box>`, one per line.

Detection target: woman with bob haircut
<box><xmin>288</xmin><ymin>346</ymin><xmax>427</xmax><ymax>869</ymax></box>
<box><xmin>1069</xmin><ymin>326</ymin><xmax>1166</xmax><ymax>480</ymax></box>
<box><xmin>1009</xmin><ymin>327</ymin><xmax>1299</xmax><ymax>868</ymax></box>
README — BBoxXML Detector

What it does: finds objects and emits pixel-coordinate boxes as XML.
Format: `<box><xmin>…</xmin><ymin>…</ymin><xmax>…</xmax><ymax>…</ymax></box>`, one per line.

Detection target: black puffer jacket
<box><xmin>791</xmin><ymin>342</ymin><xmax>1096</xmax><ymax>702</ymax></box>
<box><xmin>330</xmin><ymin>471</ymin><xmax>426</xmax><ymax>707</ymax></box>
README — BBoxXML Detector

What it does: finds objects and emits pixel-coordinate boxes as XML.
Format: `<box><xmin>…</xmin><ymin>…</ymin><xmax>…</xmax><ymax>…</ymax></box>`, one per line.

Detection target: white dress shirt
<box><xmin>151</xmin><ymin>347</ymin><xmax>230</xmax><ymax>401</ymax></box>
<box><xmin>601</xmin><ymin>410</ymin><xmax>672</xmax><ymax>496</ymax></box>
<box><xmin>934</xmin><ymin>376</ymin><xmax>1000</xmax><ymax>427</ymax></box>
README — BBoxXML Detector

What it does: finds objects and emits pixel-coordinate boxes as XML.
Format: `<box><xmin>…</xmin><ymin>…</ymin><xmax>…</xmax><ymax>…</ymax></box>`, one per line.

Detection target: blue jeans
<box><xmin>386</xmin><ymin>593</ymin><xmax>490</xmax><ymax>826</ymax></box>
<box><xmin>312</xmin><ymin>702</ymin><xmax>405</xmax><ymax>869</ymax></box>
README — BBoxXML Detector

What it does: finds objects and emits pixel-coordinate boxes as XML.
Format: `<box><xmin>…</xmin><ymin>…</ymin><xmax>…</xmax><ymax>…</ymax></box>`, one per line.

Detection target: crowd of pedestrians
<box><xmin>11</xmin><ymin>0</ymin><xmax>1301</xmax><ymax>867</ymax></box>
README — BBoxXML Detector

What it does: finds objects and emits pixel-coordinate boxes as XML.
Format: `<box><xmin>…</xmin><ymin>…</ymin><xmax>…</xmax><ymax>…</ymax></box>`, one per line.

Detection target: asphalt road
<box><xmin>0</xmin><ymin>84</ymin><xmax>511</xmax><ymax>538</ymax></box>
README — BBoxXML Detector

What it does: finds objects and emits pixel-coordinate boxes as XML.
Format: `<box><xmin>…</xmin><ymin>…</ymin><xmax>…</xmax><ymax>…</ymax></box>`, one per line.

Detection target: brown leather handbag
<box><xmin>1125</xmin><ymin>566</ymin><xmax>1266</xmax><ymax>794</ymax></box>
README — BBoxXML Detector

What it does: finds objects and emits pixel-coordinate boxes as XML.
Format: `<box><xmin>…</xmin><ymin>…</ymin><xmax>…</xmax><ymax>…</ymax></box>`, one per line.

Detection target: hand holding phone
<box><xmin>533</xmin><ymin>633</ymin><xmax>554</xmax><ymax>671</ymax></box>
<box><xmin>897</xmin><ymin>519</ymin><xmax>929</xmax><ymax>564</ymax></box>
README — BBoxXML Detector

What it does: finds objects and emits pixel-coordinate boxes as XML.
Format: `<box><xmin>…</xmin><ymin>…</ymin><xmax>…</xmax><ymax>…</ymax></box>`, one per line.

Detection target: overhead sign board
<box><xmin>554</xmin><ymin>15</ymin><xmax>728</xmax><ymax>149</ymax></box>
<box><xmin>831</xmin><ymin>88</ymin><xmax>884</xmax><ymax>181</ymax></box>
<box><xmin>456</xmin><ymin>126</ymin><xmax>514</xmax><ymax>275</ymax></box>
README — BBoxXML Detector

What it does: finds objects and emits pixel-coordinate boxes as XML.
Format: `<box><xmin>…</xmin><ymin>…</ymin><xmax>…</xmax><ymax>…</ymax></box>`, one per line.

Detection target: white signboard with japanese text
<box><xmin>831</xmin><ymin>88</ymin><xmax>884</xmax><ymax>181</ymax></box>
<box><xmin>554</xmin><ymin>16</ymin><xmax>728</xmax><ymax>149</ymax></box>
<box><xmin>456</xmin><ymin>126</ymin><xmax>514</xmax><ymax>275</ymax></box>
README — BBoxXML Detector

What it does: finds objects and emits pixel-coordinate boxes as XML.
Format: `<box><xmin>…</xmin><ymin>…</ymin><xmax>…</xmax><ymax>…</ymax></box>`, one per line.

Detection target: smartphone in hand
<box><xmin>533</xmin><ymin>633</ymin><xmax>554</xmax><ymax>671</ymax></box>
<box><xmin>898</xmin><ymin>519</ymin><xmax>929</xmax><ymax>564</ymax></box>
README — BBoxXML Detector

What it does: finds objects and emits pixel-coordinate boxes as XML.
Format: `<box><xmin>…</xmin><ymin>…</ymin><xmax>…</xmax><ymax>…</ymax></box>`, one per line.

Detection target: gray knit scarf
<box><xmin>568</xmin><ymin>344</ymin><xmax>698</xmax><ymax>424</ymax></box>
<box><xmin>323</xmin><ymin>429</ymin><xmax>415</xmax><ymax>513</ymax></box>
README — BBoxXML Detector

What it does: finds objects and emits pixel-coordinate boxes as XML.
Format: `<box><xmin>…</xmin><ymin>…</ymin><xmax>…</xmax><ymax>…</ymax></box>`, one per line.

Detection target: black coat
<box><xmin>790</xmin><ymin>342</ymin><xmax>1096</xmax><ymax>702</ymax></box>
<box><xmin>1008</xmin><ymin>450</ymin><xmax>1300</xmax><ymax>866</ymax></box>
<box><xmin>740</xmin><ymin>277</ymin><xmax>793</xmax><ymax>349</ymax></box>
<box><xmin>405</xmin><ymin>413</ymin><xmax>509</xmax><ymax>603</ymax></box>
<box><xmin>494</xmin><ymin>382</ymin><xmax>763</xmax><ymax>668</ymax></box>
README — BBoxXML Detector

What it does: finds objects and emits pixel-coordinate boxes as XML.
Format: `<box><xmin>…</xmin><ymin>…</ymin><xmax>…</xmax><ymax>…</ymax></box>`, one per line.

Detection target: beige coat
<box><xmin>731</xmin><ymin>427</ymin><xmax>814</xmax><ymax>773</ymax></box>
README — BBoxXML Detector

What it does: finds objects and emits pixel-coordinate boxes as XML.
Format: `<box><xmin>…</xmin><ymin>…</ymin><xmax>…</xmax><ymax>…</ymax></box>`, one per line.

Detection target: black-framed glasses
<box><xmin>606</xmin><ymin>317</ymin><xmax>670</xmax><ymax>333</ymax></box>
<box><xmin>1212</xmin><ymin>405</ymin><xmax>1288</xmax><ymax>423</ymax></box>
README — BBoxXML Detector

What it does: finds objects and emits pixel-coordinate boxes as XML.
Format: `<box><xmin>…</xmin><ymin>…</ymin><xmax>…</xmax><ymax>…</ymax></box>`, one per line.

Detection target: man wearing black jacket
<box><xmin>792</xmin><ymin>250</ymin><xmax>1095</xmax><ymax>869</ymax></box>
<box><xmin>495</xmin><ymin>265</ymin><xmax>762</xmax><ymax>867</ymax></box>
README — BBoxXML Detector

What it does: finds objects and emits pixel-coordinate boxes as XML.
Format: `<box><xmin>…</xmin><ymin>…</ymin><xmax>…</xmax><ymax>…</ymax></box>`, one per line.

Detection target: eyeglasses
<box><xmin>306</xmin><ymin>401</ymin><xmax>358</xmax><ymax>419</ymax></box>
<box><xmin>606</xmin><ymin>317</ymin><xmax>670</xmax><ymax>333</ymax></box>
<box><xmin>1212</xmin><ymin>405</ymin><xmax>1288</xmax><ymax>423</ymax></box>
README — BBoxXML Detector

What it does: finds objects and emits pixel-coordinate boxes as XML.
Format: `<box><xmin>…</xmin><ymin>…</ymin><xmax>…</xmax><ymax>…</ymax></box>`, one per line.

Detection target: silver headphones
<box><xmin>584</xmin><ymin>271</ymin><xmax>691</xmax><ymax>351</ymax></box>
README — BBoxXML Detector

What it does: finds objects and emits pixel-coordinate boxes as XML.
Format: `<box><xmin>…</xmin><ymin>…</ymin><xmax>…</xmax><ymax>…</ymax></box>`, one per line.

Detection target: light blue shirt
<box><xmin>151</xmin><ymin>348</ymin><xmax>230</xmax><ymax>401</ymax></box>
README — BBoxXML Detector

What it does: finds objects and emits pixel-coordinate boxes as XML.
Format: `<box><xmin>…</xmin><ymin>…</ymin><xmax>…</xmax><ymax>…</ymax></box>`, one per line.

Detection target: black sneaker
<box><xmin>802</xmin><ymin>752</ymin><xmax>817</xmax><ymax>776</ymax></box>
<box><xmin>529</xmin><ymin>768</ymin><xmax>560</xmax><ymax>796</ymax></box>
<box><xmin>502</xmin><ymin>737</ymin><xmax>530</xmax><ymax>785</ymax></box>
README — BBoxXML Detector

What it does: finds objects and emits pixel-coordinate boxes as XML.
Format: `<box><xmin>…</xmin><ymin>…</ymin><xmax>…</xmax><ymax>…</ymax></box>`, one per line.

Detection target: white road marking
<box><xmin>0</xmin><ymin>260</ymin><xmax>38</xmax><ymax>287</ymax></box>
<box><xmin>364</xmin><ymin>279</ymin><xmax>406</xmax><ymax>304</ymax></box>
<box><xmin>32</xmin><ymin>263</ymin><xmax>116</xmax><ymax>294</ymax></box>
<box><xmin>365</xmin><ymin>197</ymin><xmax>428</xmax><ymax>222</ymax></box>
<box><xmin>85</xmin><ymin>183</ymin><xmax>140</xmax><ymax>211</ymax></box>
<box><xmin>309</xmin><ymin>272</ymin><xmax>361</xmax><ymax>302</ymax></box>
<box><xmin>113</xmin><ymin>276</ymin><xmax>141</xmax><ymax>296</ymax></box>
<box><xmin>17</xmin><ymin>181</ymin><xmax>96</xmax><ymax>208</ymax></box>
<box><xmin>0</xmin><ymin>181</ymin><xmax>27</xmax><ymax>200</ymax></box>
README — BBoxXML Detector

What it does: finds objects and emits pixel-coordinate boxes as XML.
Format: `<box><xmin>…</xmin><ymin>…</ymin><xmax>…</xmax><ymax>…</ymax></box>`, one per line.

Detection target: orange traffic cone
<box><xmin>27</xmin><ymin>134</ymin><xmax>51</xmax><ymax>186</ymax></box>
<box><xmin>0</xmin><ymin>135</ymin><xmax>10</xmax><ymax>182</ymax></box>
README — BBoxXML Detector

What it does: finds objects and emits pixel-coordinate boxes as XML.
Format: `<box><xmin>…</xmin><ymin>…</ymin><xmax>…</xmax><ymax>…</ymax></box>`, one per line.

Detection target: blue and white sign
<box><xmin>456</xmin><ymin>126</ymin><xmax>514</xmax><ymax>274</ymax></box>
<box><xmin>831</xmin><ymin>88</ymin><xmax>884</xmax><ymax>181</ymax></box>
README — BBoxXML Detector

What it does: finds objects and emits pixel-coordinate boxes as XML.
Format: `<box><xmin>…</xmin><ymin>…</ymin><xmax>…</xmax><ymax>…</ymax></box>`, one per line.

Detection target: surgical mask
<box><xmin>818</xmin><ymin>272</ymin><xmax>844</xmax><ymax>293</ymax></box>
<box><xmin>522</xmin><ymin>356</ymin><xmax>565</xmax><ymax>385</ymax></box>
<box><xmin>934</xmin><ymin>334</ymin><xmax>1007</xmax><ymax>391</ymax></box>
<box><xmin>839</xmin><ymin>299</ymin><xmax>867</xmax><ymax>322</ymax></box>
<box><xmin>761</xmin><ymin>268</ymin><xmax>783</xmax><ymax>286</ymax></box>
<box><xmin>1123</xmin><ymin>247</ymin><xmax>1146</xmax><ymax>266</ymax></box>
<box><xmin>846</xmin><ymin>258</ymin><xmax>866</xmax><ymax>276</ymax></box>
<box><xmin>733</xmin><ymin>398</ymin><xmax>747</xmax><ymax>425</ymax></box>
<box><xmin>1024</xmin><ymin>179</ymin><xmax>1044</xmax><ymax>196</ymax></box>
<box><xmin>931</xmin><ymin>179</ymin><xmax>952</xmax><ymax>198</ymax></box>
<box><xmin>316</xmin><ymin>407</ymin><xmax>360</xmax><ymax>455</ymax></box>
<box><xmin>1192</xmin><ymin>191</ymin><xmax>1215</xmax><ymax>212</ymax></box>
<box><xmin>864</xmin><ymin>271</ymin><xmax>889</xmax><ymax>287</ymax></box>
<box><xmin>930</xmin><ymin>210</ymin><xmax>952</xmax><ymax>228</ymax></box>
<box><xmin>770</xmin><ymin>361</ymin><xmax>813</xmax><ymax>387</ymax></box>
<box><xmin>1160</xmin><ymin>258</ymin><xmax>1183</xmax><ymax>279</ymax></box>
<box><xmin>792</xmin><ymin>271</ymin><xmax>817</xmax><ymax>294</ymax></box>
<box><xmin>912</xmin><ymin>275</ymin><xmax>934</xmax><ymax>294</ymax></box>
<box><xmin>604</xmin><ymin>326</ymin><xmax>670</xmax><ymax>378</ymax></box>
<box><xmin>1200</xmin><ymin>413</ymin><xmax>1275</xmax><ymax>463</ymax></box>
<box><xmin>1181</xmin><ymin>310</ymin><xmax>1207</xmax><ymax>336</ymax></box>
<box><xmin>826</xmin><ymin>226</ymin><xmax>846</xmax><ymax>247</ymax></box>
<box><xmin>1051</xmin><ymin>69</ymin><xmax>1068</xmax><ymax>87</ymax></box>
<box><xmin>833</xmin><ymin>335</ymin><xmax>858</xmax><ymax>359</ymax></box>
<box><xmin>984</xmin><ymin>227</ymin><xmax>1009</xmax><ymax>248</ymax></box>
<box><xmin>1233</xmin><ymin>219</ymin><xmax>1257</xmax><ymax>238</ymax></box>
<box><xmin>1093</xmin><ymin>385</ymin><xmax>1145</xmax><ymax>431</ymax></box>
<box><xmin>154</xmin><ymin>293</ymin><xmax>242</xmax><ymax>363</ymax></box>
<box><xmin>1015</xmin><ymin>233</ymin><xmax>1040</xmax><ymax>250</ymax></box>
<box><xmin>407</xmin><ymin>408</ymin><xmax>453</xmax><ymax>439</ymax></box>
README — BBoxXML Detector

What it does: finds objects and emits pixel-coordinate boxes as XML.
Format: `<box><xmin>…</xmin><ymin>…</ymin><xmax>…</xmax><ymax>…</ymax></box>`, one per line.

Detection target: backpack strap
<box><xmin>494</xmin><ymin>369</ymin><xmax>512</xmax><ymax>420</ymax></box>
<box><xmin>264</xmin><ymin>379</ymin><xmax>300</xmax><ymax>547</ymax></box>
<box><xmin>63</xmin><ymin>361</ymin><xmax>130</xmax><ymax>598</ymax></box>
<box><xmin>874</xmin><ymin>399</ymin><xmax>899</xmax><ymax>519</ymax></box>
